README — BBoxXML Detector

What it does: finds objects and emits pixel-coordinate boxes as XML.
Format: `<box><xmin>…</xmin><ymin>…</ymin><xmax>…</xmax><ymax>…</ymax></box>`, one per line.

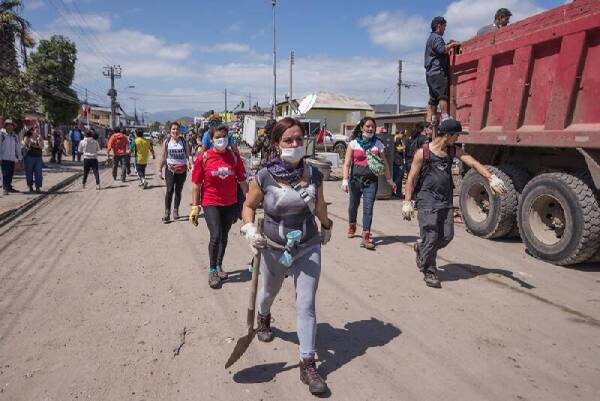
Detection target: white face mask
<box><xmin>362</xmin><ymin>131</ymin><xmax>374</xmax><ymax>139</ymax></box>
<box><xmin>213</xmin><ymin>137</ymin><xmax>227</xmax><ymax>151</ymax></box>
<box><xmin>280</xmin><ymin>146</ymin><xmax>305</xmax><ymax>164</ymax></box>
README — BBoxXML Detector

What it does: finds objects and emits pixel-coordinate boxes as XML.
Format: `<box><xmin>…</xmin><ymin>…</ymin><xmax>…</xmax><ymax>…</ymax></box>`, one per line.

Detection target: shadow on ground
<box><xmin>233</xmin><ymin>317</ymin><xmax>401</xmax><ymax>394</ymax></box>
<box><xmin>373</xmin><ymin>235</ymin><xmax>418</xmax><ymax>246</ymax></box>
<box><xmin>437</xmin><ymin>263</ymin><xmax>535</xmax><ymax>289</ymax></box>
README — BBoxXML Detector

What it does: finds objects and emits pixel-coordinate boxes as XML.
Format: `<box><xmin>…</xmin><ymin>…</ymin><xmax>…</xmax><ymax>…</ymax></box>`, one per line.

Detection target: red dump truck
<box><xmin>450</xmin><ymin>0</ymin><xmax>600</xmax><ymax>265</ymax></box>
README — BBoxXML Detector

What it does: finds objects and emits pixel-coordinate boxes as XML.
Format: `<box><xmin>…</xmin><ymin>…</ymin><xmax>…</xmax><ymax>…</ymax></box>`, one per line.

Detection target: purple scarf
<box><xmin>266</xmin><ymin>157</ymin><xmax>304</xmax><ymax>182</ymax></box>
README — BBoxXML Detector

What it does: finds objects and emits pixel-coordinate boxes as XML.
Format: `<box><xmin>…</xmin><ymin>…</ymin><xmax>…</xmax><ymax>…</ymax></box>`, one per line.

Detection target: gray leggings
<box><xmin>258</xmin><ymin>243</ymin><xmax>321</xmax><ymax>359</ymax></box>
<box><xmin>417</xmin><ymin>208</ymin><xmax>454</xmax><ymax>273</ymax></box>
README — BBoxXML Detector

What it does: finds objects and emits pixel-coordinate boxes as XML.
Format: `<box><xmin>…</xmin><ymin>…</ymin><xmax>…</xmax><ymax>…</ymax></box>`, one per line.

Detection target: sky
<box><xmin>23</xmin><ymin>0</ymin><xmax>568</xmax><ymax>116</ymax></box>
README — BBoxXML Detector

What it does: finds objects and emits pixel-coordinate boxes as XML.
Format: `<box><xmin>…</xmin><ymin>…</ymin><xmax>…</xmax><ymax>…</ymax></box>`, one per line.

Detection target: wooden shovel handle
<box><xmin>246</xmin><ymin>217</ymin><xmax>264</xmax><ymax>329</ymax></box>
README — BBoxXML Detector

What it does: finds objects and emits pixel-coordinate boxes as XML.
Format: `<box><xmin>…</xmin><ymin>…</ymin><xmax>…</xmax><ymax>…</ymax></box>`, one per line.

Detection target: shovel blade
<box><xmin>225</xmin><ymin>329</ymin><xmax>256</xmax><ymax>369</ymax></box>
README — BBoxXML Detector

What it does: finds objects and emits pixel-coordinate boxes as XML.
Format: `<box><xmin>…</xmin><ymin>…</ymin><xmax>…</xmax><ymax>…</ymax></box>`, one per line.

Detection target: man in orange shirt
<box><xmin>106</xmin><ymin>128</ymin><xmax>130</xmax><ymax>182</ymax></box>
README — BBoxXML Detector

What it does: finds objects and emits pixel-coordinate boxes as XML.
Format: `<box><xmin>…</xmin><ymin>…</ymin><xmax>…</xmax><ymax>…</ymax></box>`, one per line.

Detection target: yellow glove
<box><xmin>189</xmin><ymin>206</ymin><xmax>201</xmax><ymax>226</ymax></box>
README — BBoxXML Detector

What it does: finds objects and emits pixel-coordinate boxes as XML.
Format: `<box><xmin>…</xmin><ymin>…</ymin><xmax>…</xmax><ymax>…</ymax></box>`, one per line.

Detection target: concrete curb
<box><xmin>0</xmin><ymin>171</ymin><xmax>83</xmax><ymax>228</ymax></box>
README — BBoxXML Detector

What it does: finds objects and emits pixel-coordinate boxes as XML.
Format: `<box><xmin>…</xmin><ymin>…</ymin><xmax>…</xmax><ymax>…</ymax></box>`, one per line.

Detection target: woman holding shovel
<box><xmin>241</xmin><ymin>117</ymin><xmax>333</xmax><ymax>396</ymax></box>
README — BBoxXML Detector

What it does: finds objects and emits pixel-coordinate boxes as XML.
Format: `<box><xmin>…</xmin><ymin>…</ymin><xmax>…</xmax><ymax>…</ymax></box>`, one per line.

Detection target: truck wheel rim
<box><xmin>465</xmin><ymin>182</ymin><xmax>490</xmax><ymax>223</ymax></box>
<box><xmin>528</xmin><ymin>194</ymin><xmax>566</xmax><ymax>246</ymax></box>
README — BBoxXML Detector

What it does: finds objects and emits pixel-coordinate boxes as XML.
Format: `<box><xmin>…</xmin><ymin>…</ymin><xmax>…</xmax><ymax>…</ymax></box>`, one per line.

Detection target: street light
<box><xmin>272</xmin><ymin>0</ymin><xmax>277</xmax><ymax>118</ymax></box>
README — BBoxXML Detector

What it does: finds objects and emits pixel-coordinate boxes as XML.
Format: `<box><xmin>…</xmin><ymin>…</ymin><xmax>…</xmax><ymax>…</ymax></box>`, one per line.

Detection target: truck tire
<box><xmin>459</xmin><ymin>165</ymin><xmax>524</xmax><ymax>239</ymax></box>
<box><xmin>500</xmin><ymin>165</ymin><xmax>531</xmax><ymax>237</ymax></box>
<box><xmin>518</xmin><ymin>172</ymin><xmax>600</xmax><ymax>265</ymax></box>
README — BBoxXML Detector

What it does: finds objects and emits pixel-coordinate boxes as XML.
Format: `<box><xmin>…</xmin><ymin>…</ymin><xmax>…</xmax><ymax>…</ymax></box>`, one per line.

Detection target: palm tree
<box><xmin>0</xmin><ymin>0</ymin><xmax>34</xmax><ymax>77</ymax></box>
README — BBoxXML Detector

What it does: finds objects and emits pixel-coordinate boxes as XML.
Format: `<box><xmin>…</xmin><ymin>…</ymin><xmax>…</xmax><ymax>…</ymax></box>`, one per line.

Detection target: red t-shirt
<box><xmin>192</xmin><ymin>149</ymin><xmax>246</xmax><ymax>207</ymax></box>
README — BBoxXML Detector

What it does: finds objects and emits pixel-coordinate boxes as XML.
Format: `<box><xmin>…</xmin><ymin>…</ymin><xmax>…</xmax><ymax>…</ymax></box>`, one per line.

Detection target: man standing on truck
<box><xmin>477</xmin><ymin>8</ymin><xmax>512</xmax><ymax>36</ymax></box>
<box><xmin>424</xmin><ymin>16</ymin><xmax>458</xmax><ymax>125</ymax></box>
<box><xmin>402</xmin><ymin>120</ymin><xmax>508</xmax><ymax>288</ymax></box>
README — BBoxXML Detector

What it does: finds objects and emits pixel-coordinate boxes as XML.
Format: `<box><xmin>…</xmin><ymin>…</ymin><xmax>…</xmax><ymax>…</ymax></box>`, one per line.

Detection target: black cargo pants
<box><xmin>417</xmin><ymin>208</ymin><xmax>454</xmax><ymax>274</ymax></box>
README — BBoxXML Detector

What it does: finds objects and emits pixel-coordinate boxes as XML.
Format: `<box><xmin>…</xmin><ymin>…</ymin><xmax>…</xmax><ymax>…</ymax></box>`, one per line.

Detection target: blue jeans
<box><xmin>72</xmin><ymin>141</ymin><xmax>81</xmax><ymax>161</ymax></box>
<box><xmin>24</xmin><ymin>155</ymin><xmax>43</xmax><ymax>189</ymax></box>
<box><xmin>348</xmin><ymin>177</ymin><xmax>378</xmax><ymax>231</ymax></box>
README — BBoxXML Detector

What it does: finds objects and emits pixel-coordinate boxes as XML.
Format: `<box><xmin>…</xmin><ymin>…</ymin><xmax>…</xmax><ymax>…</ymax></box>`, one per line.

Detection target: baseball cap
<box><xmin>4</xmin><ymin>119</ymin><xmax>16</xmax><ymax>127</ymax></box>
<box><xmin>438</xmin><ymin>119</ymin><xmax>468</xmax><ymax>135</ymax></box>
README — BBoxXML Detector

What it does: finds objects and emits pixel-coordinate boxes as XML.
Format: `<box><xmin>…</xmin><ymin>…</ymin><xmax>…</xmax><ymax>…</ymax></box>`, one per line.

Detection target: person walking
<box><xmin>241</xmin><ymin>117</ymin><xmax>333</xmax><ymax>395</ymax></box>
<box><xmin>134</xmin><ymin>129</ymin><xmax>155</xmax><ymax>188</ymax></box>
<box><xmin>189</xmin><ymin>125</ymin><xmax>248</xmax><ymax>288</ymax></box>
<box><xmin>69</xmin><ymin>124</ymin><xmax>83</xmax><ymax>162</ymax></box>
<box><xmin>50</xmin><ymin>129</ymin><xmax>64</xmax><ymax>164</ymax></box>
<box><xmin>106</xmin><ymin>128</ymin><xmax>130</xmax><ymax>182</ymax></box>
<box><xmin>126</xmin><ymin>130</ymin><xmax>135</xmax><ymax>176</ymax></box>
<box><xmin>425</xmin><ymin>17</ymin><xmax>459</xmax><ymax>125</ymax></box>
<box><xmin>341</xmin><ymin>117</ymin><xmax>396</xmax><ymax>250</ymax></box>
<box><xmin>403</xmin><ymin>120</ymin><xmax>508</xmax><ymax>288</ymax></box>
<box><xmin>78</xmin><ymin>130</ymin><xmax>101</xmax><ymax>190</ymax></box>
<box><xmin>405</xmin><ymin>122</ymin><xmax>432</xmax><ymax>176</ymax></box>
<box><xmin>159</xmin><ymin>122</ymin><xmax>192</xmax><ymax>223</ymax></box>
<box><xmin>22</xmin><ymin>126</ymin><xmax>44</xmax><ymax>193</ymax></box>
<box><xmin>0</xmin><ymin>119</ymin><xmax>23</xmax><ymax>195</ymax></box>
<box><xmin>392</xmin><ymin>129</ymin><xmax>407</xmax><ymax>198</ymax></box>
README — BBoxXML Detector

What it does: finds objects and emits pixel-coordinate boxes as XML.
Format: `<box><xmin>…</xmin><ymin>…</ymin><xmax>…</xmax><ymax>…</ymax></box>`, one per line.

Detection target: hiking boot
<box><xmin>208</xmin><ymin>270</ymin><xmax>221</xmax><ymax>289</ymax></box>
<box><xmin>2</xmin><ymin>190</ymin><xmax>8</xmax><ymax>195</ymax></box>
<box><xmin>347</xmin><ymin>223</ymin><xmax>357</xmax><ymax>238</ymax></box>
<box><xmin>424</xmin><ymin>272</ymin><xmax>441</xmax><ymax>288</ymax></box>
<box><xmin>173</xmin><ymin>209</ymin><xmax>180</xmax><ymax>220</ymax></box>
<box><xmin>9</xmin><ymin>188</ymin><xmax>19</xmax><ymax>193</ymax></box>
<box><xmin>28</xmin><ymin>186</ymin><xmax>34</xmax><ymax>193</ymax></box>
<box><xmin>143</xmin><ymin>181</ymin><xmax>148</xmax><ymax>189</ymax></box>
<box><xmin>360</xmin><ymin>231</ymin><xmax>376</xmax><ymax>250</ymax></box>
<box><xmin>162</xmin><ymin>211</ymin><xmax>170</xmax><ymax>223</ymax></box>
<box><xmin>413</xmin><ymin>242</ymin><xmax>422</xmax><ymax>271</ymax></box>
<box><xmin>82</xmin><ymin>182</ymin><xmax>86</xmax><ymax>189</ymax></box>
<box><xmin>216</xmin><ymin>266</ymin><xmax>228</xmax><ymax>280</ymax></box>
<box><xmin>256</xmin><ymin>313</ymin><xmax>274</xmax><ymax>342</ymax></box>
<box><xmin>35</xmin><ymin>187</ymin><xmax>41</xmax><ymax>193</ymax></box>
<box><xmin>299</xmin><ymin>357</ymin><xmax>328</xmax><ymax>395</ymax></box>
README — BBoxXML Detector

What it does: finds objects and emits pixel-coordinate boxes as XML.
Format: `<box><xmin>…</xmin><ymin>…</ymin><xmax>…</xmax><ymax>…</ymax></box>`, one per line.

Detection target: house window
<box><xmin>92</xmin><ymin>114</ymin><xmax>100</xmax><ymax>119</ymax></box>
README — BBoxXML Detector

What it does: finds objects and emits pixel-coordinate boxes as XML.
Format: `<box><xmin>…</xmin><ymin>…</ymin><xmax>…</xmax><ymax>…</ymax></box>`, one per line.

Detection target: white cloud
<box><xmin>359</xmin><ymin>11</ymin><xmax>428</xmax><ymax>52</ymax></box>
<box><xmin>443</xmin><ymin>0</ymin><xmax>545</xmax><ymax>41</ymax></box>
<box><xmin>360</xmin><ymin>0</ymin><xmax>546</xmax><ymax>50</ymax></box>
<box><xmin>200</xmin><ymin>42</ymin><xmax>252</xmax><ymax>53</ymax></box>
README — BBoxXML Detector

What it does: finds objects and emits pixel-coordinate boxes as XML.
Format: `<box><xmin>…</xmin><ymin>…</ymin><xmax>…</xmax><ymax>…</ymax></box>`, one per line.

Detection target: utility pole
<box><xmin>289</xmin><ymin>50</ymin><xmax>294</xmax><ymax>115</ymax></box>
<box><xmin>248</xmin><ymin>93</ymin><xmax>252</xmax><ymax>111</ymax></box>
<box><xmin>397</xmin><ymin>59</ymin><xmax>403</xmax><ymax>114</ymax></box>
<box><xmin>224</xmin><ymin>88</ymin><xmax>228</xmax><ymax>113</ymax></box>
<box><xmin>129</xmin><ymin>96</ymin><xmax>138</xmax><ymax>124</ymax></box>
<box><xmin>103</xmin><ymin>65</ymin><xmax>122</xmax><ymax>128</ymax></box>
<box><xmin>272</xmin><ymin>0</ymin><xmax>277</xmax><ymax>117</ymax></box>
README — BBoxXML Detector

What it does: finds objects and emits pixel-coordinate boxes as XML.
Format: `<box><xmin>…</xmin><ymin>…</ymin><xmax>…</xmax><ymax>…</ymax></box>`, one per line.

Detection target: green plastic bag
<box><xmin>367</xmin><ymin>151</ymin><xmax>385</xmax><ymax>176</ymax></box>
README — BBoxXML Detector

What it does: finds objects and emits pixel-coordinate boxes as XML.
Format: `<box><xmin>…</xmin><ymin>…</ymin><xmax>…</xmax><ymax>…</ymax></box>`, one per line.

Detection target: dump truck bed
<box><xmin>450</xmin><ymin>0</ymin><xmax>600</xmax><ymax>148</ymax></box>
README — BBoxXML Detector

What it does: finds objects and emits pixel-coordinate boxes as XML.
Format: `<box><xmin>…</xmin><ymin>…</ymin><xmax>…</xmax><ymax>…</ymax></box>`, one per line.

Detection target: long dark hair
<box><xmin>351</xmin><ymin>116</ymin><xmax>376</xmax><ymax>140</ymax></box>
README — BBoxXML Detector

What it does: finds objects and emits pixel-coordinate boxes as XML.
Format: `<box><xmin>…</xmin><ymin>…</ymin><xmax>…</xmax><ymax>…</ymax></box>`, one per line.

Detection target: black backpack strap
<box><xmin>447</xmin><ymin>145</ymin><xmax>457</xmax><ymax>159</ymax></box>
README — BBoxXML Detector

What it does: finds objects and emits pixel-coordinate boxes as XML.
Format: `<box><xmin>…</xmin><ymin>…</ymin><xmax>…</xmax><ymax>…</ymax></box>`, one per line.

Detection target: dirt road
<box><xmin>0</xmin><ymin>159</ymin><xmax>598</xmax><ymax>401</ymax></box>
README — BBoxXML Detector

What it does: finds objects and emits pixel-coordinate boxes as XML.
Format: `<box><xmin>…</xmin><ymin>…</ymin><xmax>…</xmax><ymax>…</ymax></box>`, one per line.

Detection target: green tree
<box><xmin>0</xmin><ymin>0</ymin><xmax>34</xmax><ymax>77</ymax></box>
<box><xmin>26</xmin><ymin>35</ymin><xmax>79</xmax><ymax>125</ymax></box>
<box><xmin>0</xmin><ymin>74</ymin><xmax>34</xmax><ymax>118</ymax></box>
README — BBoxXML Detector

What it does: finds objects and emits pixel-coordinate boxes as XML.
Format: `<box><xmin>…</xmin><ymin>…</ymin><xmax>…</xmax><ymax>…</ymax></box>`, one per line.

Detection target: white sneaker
<box><xmin>82</xmin><ymin>183</ymin><xmax>86</xmax><ymax>189</ymax></box>
<box><xmin>96</xmin><ymin>184</ymin><xmax>101</xmax><ymax>190</ymax></box>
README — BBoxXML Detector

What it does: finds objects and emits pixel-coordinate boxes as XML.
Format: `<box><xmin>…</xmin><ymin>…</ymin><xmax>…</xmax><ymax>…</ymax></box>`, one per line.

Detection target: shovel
<box><xmin>225</xmin><ymin>217</ymin><xmax>264</xmax><ymax>369</ymax></box>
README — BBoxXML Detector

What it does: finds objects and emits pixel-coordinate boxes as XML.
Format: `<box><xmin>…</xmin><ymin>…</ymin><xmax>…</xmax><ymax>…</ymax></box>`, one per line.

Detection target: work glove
<box><xmin>189</xmin><ymin>205</ymin><xmax>201</xmax><ymax>226</ymax></box>
<box><xmin>488</xmin><ymin>174</ymin><xmax>508</xmax><ymax>195</ymax></box>
<box><xmin>402</xmin><ymin>200</ymin><xmax>416</xmax><ymax>221</ymax></box>
<box><xmin>241</xmin><ymin>222</ymin><xmax>266</xmax><ymax>249</ymax></box>
<box><xmin>341</xmin><ymin>179</ymin><xmax>349</xmax><ymax>193</ymax></box>
<box><xmin>320</xmin><ymin>219</ymin><xmax>333</xmax><ymax>245</ymax></box>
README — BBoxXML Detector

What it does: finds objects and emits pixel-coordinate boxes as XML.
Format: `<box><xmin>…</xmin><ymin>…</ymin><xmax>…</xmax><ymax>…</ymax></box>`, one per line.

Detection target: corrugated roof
<box><xmin>301</xmin><ymin>92</ymin><xmax>374</xmax><ymax>111</ymax></box>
